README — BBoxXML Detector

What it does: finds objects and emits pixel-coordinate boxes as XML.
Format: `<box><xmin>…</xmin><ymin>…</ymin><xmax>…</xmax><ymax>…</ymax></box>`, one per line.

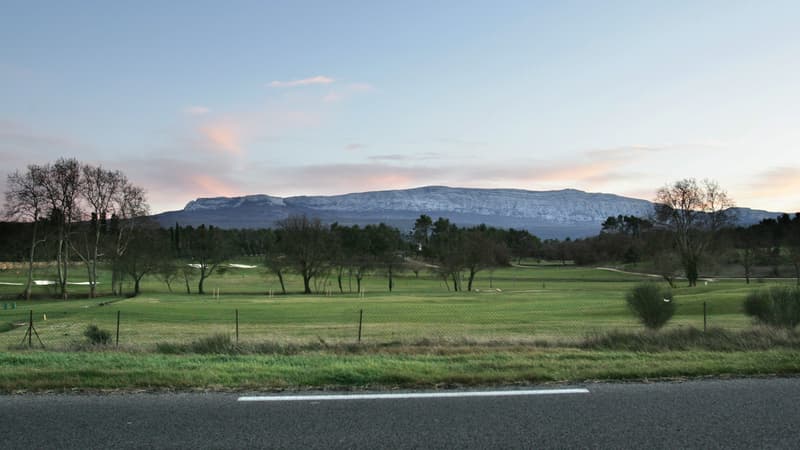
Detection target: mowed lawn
<box><xmin>0</xmin><ymin>264</ymin><xmax>782</xmax><ymax>349</ymax></box>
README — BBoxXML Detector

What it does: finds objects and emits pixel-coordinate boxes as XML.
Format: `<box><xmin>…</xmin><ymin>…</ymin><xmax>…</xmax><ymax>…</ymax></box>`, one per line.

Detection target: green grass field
<box><xmin>2</xmin><ymin>263</ymin><xmax>798</xmax><ymax>392</ymax></box>
<box><xmin>0</xmin><ymin>263</ymin><xmax>790</xmax><ymax>349</ymax></box>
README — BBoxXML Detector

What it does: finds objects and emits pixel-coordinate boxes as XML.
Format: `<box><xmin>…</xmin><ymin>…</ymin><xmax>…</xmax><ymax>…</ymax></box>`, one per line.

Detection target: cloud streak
<box><xmin>184</xmin><ymin>106</ymin><xmax>211</xmax><ymax>116</ymax></box>
<box><xmin>269</xmin><ymin>75</ymin><xmax>334</xmax><ymax>88</ymax></box>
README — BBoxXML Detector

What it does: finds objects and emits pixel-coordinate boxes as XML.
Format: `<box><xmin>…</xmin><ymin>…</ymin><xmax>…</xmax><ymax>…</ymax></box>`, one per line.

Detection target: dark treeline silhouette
<box><xmin>0</xmin><ymin>212</ymin><xmax>531</xmax><ymax>296</ymax></box>
<box><xmin>556</xmin><ymin>212</ymin><xmax>800</xmax><ymax>287</ymax></box>
<box><xmin>3</xmin><ymin>210</ymin><xmax>799</xmax><ymax>296</ymax></box>
<box><xmin>4</xmin><ymin>168</ymin><xmax>798</xmax><ymax>297</ymax></box>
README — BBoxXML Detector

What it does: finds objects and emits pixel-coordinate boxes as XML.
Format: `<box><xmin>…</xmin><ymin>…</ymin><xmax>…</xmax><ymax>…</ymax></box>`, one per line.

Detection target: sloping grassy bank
<box><xmin>2</xmin><ymin>348</ymin><xmax>799</xmax><ymax>392</ymax></box>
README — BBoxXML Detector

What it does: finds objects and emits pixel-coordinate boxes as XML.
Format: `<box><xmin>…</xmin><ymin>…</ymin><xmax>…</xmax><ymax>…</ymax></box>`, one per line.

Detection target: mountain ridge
<box><xmin>153</xmin><ymin>185</ymin><xmax>784</xmax><ymax>239</ymax></box>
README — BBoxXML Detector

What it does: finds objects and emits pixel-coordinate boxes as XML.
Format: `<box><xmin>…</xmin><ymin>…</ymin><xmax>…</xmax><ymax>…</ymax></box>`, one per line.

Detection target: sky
<box><xmin>1</xmin><ymin>0</ymin><xmax>799</xmax><ymax>214</ymax></box>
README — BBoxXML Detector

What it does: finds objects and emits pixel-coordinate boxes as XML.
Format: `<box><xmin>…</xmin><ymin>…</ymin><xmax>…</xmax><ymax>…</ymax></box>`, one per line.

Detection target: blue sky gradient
<box><xmin>1</xmin><ymin>1</ymin><xmax>798</xmax><ymax>213</ymax></box>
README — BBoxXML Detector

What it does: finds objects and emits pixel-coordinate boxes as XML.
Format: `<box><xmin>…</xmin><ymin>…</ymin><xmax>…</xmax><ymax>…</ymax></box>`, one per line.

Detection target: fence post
<box><xmin>358</xmin><ymin>309</ymin><xmax>363</xmax><ymax>343</ymax></box>
<box><xmin>703</xmin><ymin>302</ymin><xmax>707</xmax><ymax>332</ymax></box>
<box><xmin>21</xmin><ymin>309</ymin><xmax>44</xmax><ymax>349</ymax></box>
<box><xmin>235</xmin><ymin>309</ymin><xmax>239</xmax><ymax>343</ymax></box>
<box><xmin>116</xmin><ymin>310</ymin><xmax>121</xmax><ymax>347</ymax></box>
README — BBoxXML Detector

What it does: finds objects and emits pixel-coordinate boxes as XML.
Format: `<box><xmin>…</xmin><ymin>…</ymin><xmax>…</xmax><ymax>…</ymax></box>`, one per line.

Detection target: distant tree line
<box><xmin>556</xmin><ymin>180</ymin><xmax>800</xmax><ymax>287</ymax></box>
<box><xmin>4</xmin><ymin>168</ymin><xmax>799</xmax><ymax>298</ymax></box>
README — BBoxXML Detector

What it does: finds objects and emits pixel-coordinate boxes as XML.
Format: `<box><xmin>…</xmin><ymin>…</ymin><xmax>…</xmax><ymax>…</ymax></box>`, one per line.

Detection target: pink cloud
<box><xmin>189</xmin><ymin>174</ymin><xmax>241</xmax><ymax>197</ymax></box>
<box><xmin>199</xmin><ymin>124</ymin><xmax>242</xmax><ymax>155</ymax></box>
<box><xmin>269</xmin><ymin>75</ymin><xmax>334</xmax><ymax>88</ymax></box>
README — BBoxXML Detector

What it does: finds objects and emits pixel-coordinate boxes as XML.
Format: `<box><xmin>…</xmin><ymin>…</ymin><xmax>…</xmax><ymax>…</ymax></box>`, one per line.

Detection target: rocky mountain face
<box><xmin>152</xmin><ymin>186</ymin><xmax>782</xmax><ymax>239</ymax></box>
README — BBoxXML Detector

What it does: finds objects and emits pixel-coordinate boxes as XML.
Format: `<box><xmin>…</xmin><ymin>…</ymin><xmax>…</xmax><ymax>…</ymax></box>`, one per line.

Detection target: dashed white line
<box><xmin>238</xmin><ymin>388</ymin><xmax>589</xmax><ymax>402</ymax></box>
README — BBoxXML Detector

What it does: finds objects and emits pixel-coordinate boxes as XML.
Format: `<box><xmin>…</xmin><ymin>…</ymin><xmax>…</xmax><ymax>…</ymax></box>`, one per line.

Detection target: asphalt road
<box><xmin>2</xmin><ymin>378</ymin><xmax>799</xmax><ymax>449</ymax></box>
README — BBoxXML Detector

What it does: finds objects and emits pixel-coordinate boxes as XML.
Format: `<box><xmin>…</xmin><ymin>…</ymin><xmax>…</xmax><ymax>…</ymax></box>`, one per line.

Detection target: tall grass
<box><xmin>582</xmin><ymin>327</ymin><xmax>800</xmax><ymax>352</ymax></box>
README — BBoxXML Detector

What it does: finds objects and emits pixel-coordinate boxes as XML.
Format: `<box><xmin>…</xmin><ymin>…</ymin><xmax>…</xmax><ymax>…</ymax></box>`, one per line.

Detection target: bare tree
<box><xmin>41</xmin><ymin>158</ymin><xmax>82</xmax><ymax>299</ymax></box>
<box><xmin>654</xmin><ymin>179</ymin><xmax>734</xmax><ymax>287</ymax></box>
<box><xmin>118</xmin><ymin>225</ymin><xmax>168</xmax><ymax>296</ymax></box>
<box><xmin>4</xmin><ymin>165</ymin><xmax>48</xmax><ymax>299</ymax></box>
<box><xmin>184</xmin><ymin>224</ymin><xmax>229</xmax><ymax>295</ymax></box>
<box><xmin>72</xmin><ymin>165</ymin><xmax>125</xmax><ymax>298</ymax></box>
<box><xmin>278</xmin><ymin>215</ymin><xmax>332</xmax><ymax>294</ymax></box>
<box><xmin>109</xmin><ymin>182</ymin><xmax>149</xmax><ymax>295</ymax></box>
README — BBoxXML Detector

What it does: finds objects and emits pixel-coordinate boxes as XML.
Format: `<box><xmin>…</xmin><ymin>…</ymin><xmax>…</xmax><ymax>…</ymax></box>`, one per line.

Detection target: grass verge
<box><xmin>2</xmin><ymin>347</ymin><xmax>800</xmax><ymax>393</ymax></box>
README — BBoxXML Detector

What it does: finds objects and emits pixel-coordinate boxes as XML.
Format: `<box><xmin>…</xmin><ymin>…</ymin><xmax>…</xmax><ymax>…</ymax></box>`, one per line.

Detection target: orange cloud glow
<box><xmin>200</xmin><ymin>124</ymin><xmax>242</xmax><ymax>155</ymax></box>
<box><xmin>749</xmin><ymin>167</ymin><xmax>800</xmax><ymax>198</ymax></box>
<box><xmin>189</xmin><ymin>174</ymin><xmax>240</xmax><ymax>197</ymax></box>
<box><xmin>530</xmin><ymin>161</ymin><xmax>618</xmax><ymax>183</ymax></box>
<box><xmin>738</xmin><ymin>167</ymin><xmax>800</xmax><ymax>212</ymax></box>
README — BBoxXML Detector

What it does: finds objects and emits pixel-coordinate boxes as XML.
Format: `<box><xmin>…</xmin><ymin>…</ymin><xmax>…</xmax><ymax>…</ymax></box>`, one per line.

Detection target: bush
<box><xmin>744</xmin><ymin>287</ymin><xmax>800</xmax><ymax>329</ymax></box>
<box><xmin>84</xmin><ymin>324</ymin><xmax>112</xmax><ymax>345</ymax></box>
<box><xmin>625</xmin><ymin>283</ymin><xmax>675</xmax><ymax>330</ymax></box>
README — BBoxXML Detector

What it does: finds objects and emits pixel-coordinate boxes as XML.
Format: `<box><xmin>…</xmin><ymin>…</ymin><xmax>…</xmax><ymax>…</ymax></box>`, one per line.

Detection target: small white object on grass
<box><xmin>663</xmin><ymin>298</ymin><xmax>671</xmax><ymax>303</ymax></box>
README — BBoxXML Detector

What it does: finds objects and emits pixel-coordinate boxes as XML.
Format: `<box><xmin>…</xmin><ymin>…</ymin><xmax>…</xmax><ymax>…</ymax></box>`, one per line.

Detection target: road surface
<box><xmin>2</xmin><ymin>378</ymin><xmax>798</xmax><ymax>449</ymax></box>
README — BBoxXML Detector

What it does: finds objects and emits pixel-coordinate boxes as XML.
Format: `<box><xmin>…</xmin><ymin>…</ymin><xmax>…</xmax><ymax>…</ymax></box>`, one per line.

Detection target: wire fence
<box><xmin>0</xmin><ymin>299</ymin><xmax>754</xmax><ymax>350</ymax></box>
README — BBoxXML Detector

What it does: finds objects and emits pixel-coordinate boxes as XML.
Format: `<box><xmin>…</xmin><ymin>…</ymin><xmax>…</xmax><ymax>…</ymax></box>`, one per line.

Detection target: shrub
<box><xmin>744</xmin><ymin>286</ymin><xmax>800</xmax><ymax>329</ymax></box>
<box><xmin>625</xmin><ymin>283</ymin><xmax>675</xmax><ymax>330</ymax></box>
<box><xmin>84</xmin><ymin>324</ymin><xmax>112</xmax><ymax>345</ymax></box>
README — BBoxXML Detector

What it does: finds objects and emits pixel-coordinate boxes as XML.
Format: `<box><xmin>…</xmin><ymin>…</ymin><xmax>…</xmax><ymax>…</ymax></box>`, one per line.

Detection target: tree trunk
<box><xmin>467</xmin><ymin>268</ymin><xmax>476</xmax><ymax>292</ymax></box>
<box><xmin>24</xmin><ymin>220</ymin><xmax>40</xmax><ymax>301</ymax></box>
<box><xmin>87</xmin><ymin>264</ymin><xmax>96</xmax><ymax>298</ymax></box>
<box><xmin>337</xmin><ymin>267</ymin><xmax>344</xmax><ymax>293</ymax></box>
<box><xmin>685</xmin><ymin>257</ymin><xmax>699</xmax><ymax>287</ymax></box>
<box><xmin>275</xmin><ymin>270</ymin><xmax>286</xmax><ymax>294</ymax></box>
<box><xmin>795</xmin><ymin>263</ymin><xmax>800</xmax><ymax>287</ymax></box>
<box><xmin>56</xmin><ymin>238</ymin><xmax>64</xmax><ymax>297</ymax></box>
<box><xmin>110</xmin><ymin>269</ymin><xmax>117</xmax><ymax>296</ymax></box>
<box><xmin>387</xmin><ymin>266</ymin><xmax>393</xmax><ymax>292</ymax></box>
<box><xmin>134</xmin><ymin>276</ymin><xmax>142</xmax><ymax>296</ymax></box>
<box><xmin>743</xmin><ymin>249</ymin><xmax>752</xmax><ymax>285</ymax></box>
<box><xmin>303</xmin><ymin>274</ymin><xmax>312</xmax><ymax>294</ymax></box>
<box><xmin>63</xmin><ymin>241</ymin><xmax>71</xmax><ymax>299</ymax></box>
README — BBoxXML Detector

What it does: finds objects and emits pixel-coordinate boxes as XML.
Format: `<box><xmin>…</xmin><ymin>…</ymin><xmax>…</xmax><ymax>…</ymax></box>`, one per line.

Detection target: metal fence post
<box><xmin>116</xmin><ymin>310</ymin><xmax>121</xmax><ymax>347</ymax></box>
<box><xmin>703</xmin><ymin>302</ymin><xmax>707</xmax><ymax>332</ymax></box>
<box><xmin>358</xmin><ymin>309</ymin><xmax>363</xmax><ymax>343</ymax></box>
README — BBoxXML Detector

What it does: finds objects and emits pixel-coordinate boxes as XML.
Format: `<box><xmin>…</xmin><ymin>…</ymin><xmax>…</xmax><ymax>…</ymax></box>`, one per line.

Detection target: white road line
<box><xmin>238</xmin><ymin>388</ymin><xmax>589</xmax><ymax>402</ymax></box>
